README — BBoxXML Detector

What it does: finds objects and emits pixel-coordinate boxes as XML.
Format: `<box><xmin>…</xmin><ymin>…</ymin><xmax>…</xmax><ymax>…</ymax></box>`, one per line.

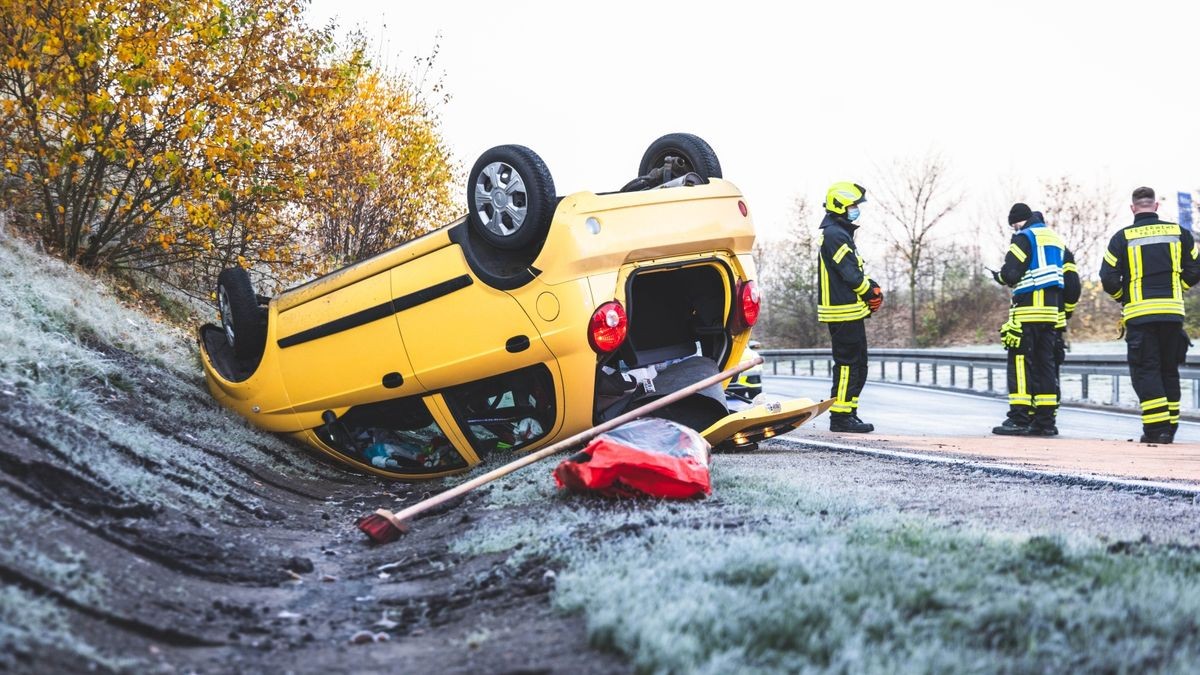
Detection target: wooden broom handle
<box><xmin>376</xmin><ymin>356</ymin><xmax>764</xmax><ymax>528</ymax></box>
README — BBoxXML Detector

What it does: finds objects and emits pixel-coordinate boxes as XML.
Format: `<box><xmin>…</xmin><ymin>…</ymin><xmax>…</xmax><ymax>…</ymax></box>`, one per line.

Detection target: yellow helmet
<box><xmin>825</xmin><ymin>182</ymin><xmax>867</xmax><ymax>215</ymax></box>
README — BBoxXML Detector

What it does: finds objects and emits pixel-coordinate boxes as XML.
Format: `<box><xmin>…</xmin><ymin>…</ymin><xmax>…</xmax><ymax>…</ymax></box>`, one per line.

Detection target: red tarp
<box><xmin>553</xmin><ymin>418</ymin><xmax>711</xmax><ymax>499</ymax></box>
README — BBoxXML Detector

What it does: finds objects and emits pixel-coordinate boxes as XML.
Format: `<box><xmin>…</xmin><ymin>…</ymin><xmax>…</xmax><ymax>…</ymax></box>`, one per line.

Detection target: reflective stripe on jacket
<box><xmin>1099</xmin><ymin>213</ymin><xmax>1200</xmax><ymax>325</ymax></box>
<box><xmin>817</xmin><ymin>213</ymin><xmax>873</xmax><ymax>323</ymax></box>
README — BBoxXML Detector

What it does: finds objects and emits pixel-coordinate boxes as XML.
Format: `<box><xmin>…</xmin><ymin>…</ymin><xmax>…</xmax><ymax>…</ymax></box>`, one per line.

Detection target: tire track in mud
<box><xmin>0</xmin><ymin>562</ymin><xmax>224</xmax><ymax>647</ymax></box>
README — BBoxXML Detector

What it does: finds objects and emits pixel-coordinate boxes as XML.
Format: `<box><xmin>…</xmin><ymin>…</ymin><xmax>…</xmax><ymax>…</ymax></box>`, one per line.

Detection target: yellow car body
<box><xmin>200</xmin><ymin>160</ymin><xmax>826</xmax><ymax>479</ymax></box>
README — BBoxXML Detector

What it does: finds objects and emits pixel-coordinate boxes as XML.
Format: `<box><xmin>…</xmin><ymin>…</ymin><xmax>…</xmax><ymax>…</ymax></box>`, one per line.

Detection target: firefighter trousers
<box><xmin>1126</xmin><ymin>322</ymin><xmax>1187</xmax><ymax>434</ymax></box>
<box><xmin>828</xmin><ymin>319</ymin><xmax>868</xmax><ymax>417</ymax></box>
<box><xmin>1006</xmin><ymin>322</ymin><xmax>1058</xmax><ymax>427</ymax></box>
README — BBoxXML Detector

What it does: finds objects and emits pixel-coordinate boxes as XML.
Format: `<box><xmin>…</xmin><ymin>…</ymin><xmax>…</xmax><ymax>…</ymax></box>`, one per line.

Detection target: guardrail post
<box><xmin>968</xmin><ymin>364</ymin><xmax>974</xmax><ymax>390</ymax></box>
<box><xmin>1193</xmin><ymin>378</ymin><xmax>1199</xmax><ymax>408</ymax></box>
<box><xmin>1111</xmin><ymin>375</ymin><xmax>1119</xmax><ymax>405</ymax></box>
<box><xmin>1081</xmin><ymin>373</ymin><xmax>1089</xmax><ymax>400</ymax></box>
<box><xmin>809</xmin><ymin>358</ymin><xmax>814</xmax><ymax>376</ymax></box>
<box><xmin>879</xmin><ymin>360</ymin><xmax>885</xmax><ymax>380</ymax></box>
<box><xmin>826</xmin><ymin>359</ymin><xmax>832</xmax><ymax>377</ymax></box>
<box><xmin>916</xmin><ymin>362</ymin><xmax>921</xmax><ymax>383</ymax></box>
<box><xmin>950</xmin><ymin>363</ymin><xmax>956</xmax><ymax>387</ymax></box>
<box><xmin>987</xmin><ymin>367</ymin><xmax>993</xmax><ymax>392</ymax></box>
<box><xmin>933</xmin><ymin>361</ymin><xmax>939</xmax><ymax>385</ymax></box>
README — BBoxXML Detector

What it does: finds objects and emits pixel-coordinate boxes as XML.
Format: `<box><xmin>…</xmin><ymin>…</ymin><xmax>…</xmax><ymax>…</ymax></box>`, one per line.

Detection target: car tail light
<box><xmin>588</xmin><ymin>301</ymin><xmax>627</xmax><ymax>353</ymax></box>
<box><xmin>739</xmin><ymin>281</ymin><xmax>761</xmax><ymax>327</ymax></box>
<box><xmin>738</xmin><ymin>200</ymin><xmax>748</xmax><ymax>217</ymax></box>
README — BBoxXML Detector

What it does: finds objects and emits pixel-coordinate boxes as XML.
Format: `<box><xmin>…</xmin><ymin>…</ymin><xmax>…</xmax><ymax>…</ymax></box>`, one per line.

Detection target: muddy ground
<box><xmin>8</xmin><ymin>339</ymin><xmax>1200</xmax><ymax>673</ymax></box>
<box><xmin>0</xmin><ymin>341</ymin><xmax>629</xmax><ymax>675</ymax></box>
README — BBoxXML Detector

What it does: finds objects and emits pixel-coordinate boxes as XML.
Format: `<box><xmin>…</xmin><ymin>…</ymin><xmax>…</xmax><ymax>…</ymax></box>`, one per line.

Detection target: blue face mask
<box><xmin>846</xmin><ymin>206</ymin><xmax>861</xmax><ymax>222</ymax></box>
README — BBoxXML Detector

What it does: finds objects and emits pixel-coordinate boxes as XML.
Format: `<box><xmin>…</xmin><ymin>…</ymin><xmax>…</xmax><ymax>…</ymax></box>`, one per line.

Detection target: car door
<box><xmin>275</xmin><ymin>269</ymin><xmax>418</xmax><ymax>414</ymax></box>
<box><xmin>389</xmin><ymin>244</ymin><xmax>555</xmax><ymax>392</ymax></box>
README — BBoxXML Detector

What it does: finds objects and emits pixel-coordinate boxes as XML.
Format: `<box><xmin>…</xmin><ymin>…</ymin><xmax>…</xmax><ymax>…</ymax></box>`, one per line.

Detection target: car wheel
<box><xmin>217</xmin><ymin>267</ymin><xmax>266</xmax><ymax>360</ymax></box>
<box><xmin>467</xmin><ymin>145</ymin><xmax>556</xmax><ymax>251</ymax></box>
<box><xmin>638</xmin><ymin>133</ymin><xmax>723</xmax><ymax>180</ymax></box>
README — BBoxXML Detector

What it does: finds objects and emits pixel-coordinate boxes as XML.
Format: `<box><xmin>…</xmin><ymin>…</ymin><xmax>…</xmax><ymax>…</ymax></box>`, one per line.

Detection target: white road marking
<box><xmin>773</xmin><ymin>435</ymin><xmax>1200</xmax><ymax>497</ymax></box>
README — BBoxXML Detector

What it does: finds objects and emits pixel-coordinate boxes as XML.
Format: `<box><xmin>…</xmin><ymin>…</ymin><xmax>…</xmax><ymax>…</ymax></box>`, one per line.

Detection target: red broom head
<box><xmin>356</xmin><ymin>511</ymin><xmax>406</xmax><ymax>544</ymax></box>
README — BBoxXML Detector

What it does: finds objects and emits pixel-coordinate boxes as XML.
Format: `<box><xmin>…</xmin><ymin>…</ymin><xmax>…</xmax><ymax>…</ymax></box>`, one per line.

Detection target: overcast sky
<box><xmin>305</xmin><ymin>0</ymin><xmax>1200</xmax><ymax>248</ymax></box>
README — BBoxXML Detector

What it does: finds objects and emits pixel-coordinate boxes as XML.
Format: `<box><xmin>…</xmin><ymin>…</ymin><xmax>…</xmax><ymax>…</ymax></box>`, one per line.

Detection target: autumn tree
<box><xmin>301</xmin><ymin>56</ymin><xmax>458</xmax><ymax>269</ymax></box>
<box><xmin>0</xmin><ymin>0</ymin><xmax>362</xmax><ymax>290</ymax></box>
<box><xmin>872</xmin><ymin>152</ymin><xmax>962</xmax><ymax>346</ymax></box>
<box><xmin>0</xmin><ymin>0</ymin><xmax>451</xmax><ymax>295</ymax></box>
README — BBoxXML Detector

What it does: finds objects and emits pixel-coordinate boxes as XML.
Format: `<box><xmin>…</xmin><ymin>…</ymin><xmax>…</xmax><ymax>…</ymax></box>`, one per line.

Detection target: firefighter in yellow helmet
<box><xmin>817</xmin><ymin>182</ymin><xmax>883</xmax><ymax>433</ymax></box>
<box><xmin>1100</xmin><ymin>186</ymin><xmax>1200</xmax><ymax>444</ymax></box>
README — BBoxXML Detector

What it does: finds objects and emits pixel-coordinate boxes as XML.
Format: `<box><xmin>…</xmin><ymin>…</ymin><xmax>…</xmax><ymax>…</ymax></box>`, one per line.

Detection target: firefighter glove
<box><xmin>865</xmin><ymin>283</ymin><xmax>883</xmax><ymax>313</ymax></box>
<box><xmin>1000</xmin><ymin>319</ymin><xmax>1023</xmax><ymax>350</ymax></box>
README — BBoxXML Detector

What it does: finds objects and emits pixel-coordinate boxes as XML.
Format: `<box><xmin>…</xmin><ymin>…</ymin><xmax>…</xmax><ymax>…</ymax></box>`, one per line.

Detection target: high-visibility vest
<box><xmin>1006</xmin><ymin>223</ymin><xmax>1064</xmax><ymax>323</ymax></box>
<box><xmin>1013</xmin><ymin>224</ymin><xmax>1065</xmax><ymax>295</ymax></box>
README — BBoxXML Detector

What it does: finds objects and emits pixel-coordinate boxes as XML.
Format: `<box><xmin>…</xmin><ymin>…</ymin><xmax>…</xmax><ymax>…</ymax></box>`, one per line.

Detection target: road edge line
<box><xmin>774</xmin><ymin>436</ymin><xmax>1200</xmax><ymax>498</ymax></box>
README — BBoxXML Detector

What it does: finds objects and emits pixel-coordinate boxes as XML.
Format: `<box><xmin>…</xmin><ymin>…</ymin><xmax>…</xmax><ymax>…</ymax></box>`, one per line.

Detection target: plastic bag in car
<box><xmin>552</xmin><ymin>417</ymin><xmax>711</xmax><ymax>499</ymax></box>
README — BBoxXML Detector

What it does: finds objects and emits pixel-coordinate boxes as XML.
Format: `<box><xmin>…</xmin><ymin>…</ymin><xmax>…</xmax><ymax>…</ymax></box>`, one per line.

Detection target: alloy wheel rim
<box><xmin>473</xmin><ymin>161</ymin><xmax>528</xmax><ymax>238</ymax></box>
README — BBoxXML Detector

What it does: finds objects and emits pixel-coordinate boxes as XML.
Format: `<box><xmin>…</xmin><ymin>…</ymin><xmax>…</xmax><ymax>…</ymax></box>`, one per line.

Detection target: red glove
<box><xmin>866</xmin><ymin>286</ymin><xmax>883</xmax><ymax>313</ymax></box>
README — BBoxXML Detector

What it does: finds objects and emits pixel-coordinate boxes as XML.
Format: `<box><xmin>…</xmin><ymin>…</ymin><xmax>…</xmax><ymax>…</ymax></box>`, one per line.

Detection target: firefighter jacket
<box><xmin>997</xmin><ymin>212</ymin><xmax>1064</xmax><ymax>324</ymax></box>
<box><xmin>1058</xmin><ymin>247</ymin><xmax>1082</xmax><ymax>329</ymax></box>
<box><xmin>817</xmin><ymin>213</ymin><xmax>877</xmax><ymax>323</ymax></box>
<box><xmin>1099</xmin><ymin>212</ymin><xmax>1200</xmax><ymax>325</ymax></box>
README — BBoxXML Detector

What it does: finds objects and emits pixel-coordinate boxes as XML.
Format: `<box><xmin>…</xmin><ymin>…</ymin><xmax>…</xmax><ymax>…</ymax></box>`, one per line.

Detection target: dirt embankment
<box><xmin>0</xmin><ymin>332</ymin><xmax>626</xmax><ymax>673</ymax></box>
<box><xmin>0</xmin><ymin>226</ymin><xmax>630</xmax><ymax>673</ymax></box>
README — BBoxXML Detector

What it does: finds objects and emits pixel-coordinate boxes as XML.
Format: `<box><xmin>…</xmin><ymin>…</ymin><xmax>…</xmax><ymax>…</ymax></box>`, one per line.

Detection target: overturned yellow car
<box><xmin>199</xmin><ymin>134</ymin><xmax>830</xmax><ymax>480</ymax></box>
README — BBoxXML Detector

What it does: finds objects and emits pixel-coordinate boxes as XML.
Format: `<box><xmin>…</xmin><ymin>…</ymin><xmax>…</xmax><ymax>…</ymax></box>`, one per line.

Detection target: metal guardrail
<box><xmin>760</xmin><ymin>348</ymin><xmax>1200</xmax><ymax>410</ymax></box>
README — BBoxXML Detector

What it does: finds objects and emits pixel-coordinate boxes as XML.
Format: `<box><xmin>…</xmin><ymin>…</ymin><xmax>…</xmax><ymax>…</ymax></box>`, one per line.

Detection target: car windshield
<box><xmin>443</xmin><ymin>364</ymin><xmax>556</xmax><ymax>458</ymax></box>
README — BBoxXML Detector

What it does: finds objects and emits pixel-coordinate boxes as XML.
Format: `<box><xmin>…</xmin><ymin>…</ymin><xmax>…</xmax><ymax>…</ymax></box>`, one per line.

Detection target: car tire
<box><xmin>217</xmin><ymin>267</ymin><xmax>265</xmax><ymax>360</ymax></box>
<box><xmin>638</xmin><ymin>133</ymin><xmax>723</xmax><ymax>180</ymax></box>
<box><xmin>467</xmin><ymin>145</ymin><xmax>556</xmax><ymax>251</ymax></box>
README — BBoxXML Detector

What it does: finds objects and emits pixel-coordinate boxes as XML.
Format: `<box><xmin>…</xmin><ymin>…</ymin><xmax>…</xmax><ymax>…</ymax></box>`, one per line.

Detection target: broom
<box><xmin>357</xmin><ymin>356</ymin><xmax>764</xmax><ymax>543</ymax></box>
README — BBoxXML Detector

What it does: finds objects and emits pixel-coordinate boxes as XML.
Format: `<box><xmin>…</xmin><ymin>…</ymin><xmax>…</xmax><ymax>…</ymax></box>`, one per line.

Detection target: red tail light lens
<box><xmin>588</xmin><ymin>301</ymin><xmax>627</xmax><ymax>353</ymax></box>
<box><xmin>740</xmin><ymin>281</ymin><xmax>761</xmax><ymax>327</ymax></box>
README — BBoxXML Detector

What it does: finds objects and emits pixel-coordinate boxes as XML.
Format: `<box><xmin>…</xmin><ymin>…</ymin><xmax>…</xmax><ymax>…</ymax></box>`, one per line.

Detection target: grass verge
<box><xmin>456</xmin><ymin>457</ymin><xmax>1200</xmax><ymax>673</ymax></box>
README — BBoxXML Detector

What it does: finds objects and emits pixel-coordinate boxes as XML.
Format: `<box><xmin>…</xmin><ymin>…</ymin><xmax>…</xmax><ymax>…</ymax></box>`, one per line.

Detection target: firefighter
<box><xmin>817</xmin><ymin>182</ymin><xmax>883</xmax><ymax>433</ymax></box>
<box><xmin>991</xmin><ymin>203</ymin><xmax>1065</xmax><ymax>436</ymax></box>
<box><xmin>1099</xmin><ymin>187</ymin><xmax>1200</xmax><ymax>444</ymax></box>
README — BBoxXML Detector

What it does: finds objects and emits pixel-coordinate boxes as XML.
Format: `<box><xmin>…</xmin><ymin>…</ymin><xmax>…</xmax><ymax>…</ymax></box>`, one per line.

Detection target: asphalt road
<box><xmin>769</xmin><ymin>374</ymin><xmax>1200</xmax><ymax>444</ymax></box>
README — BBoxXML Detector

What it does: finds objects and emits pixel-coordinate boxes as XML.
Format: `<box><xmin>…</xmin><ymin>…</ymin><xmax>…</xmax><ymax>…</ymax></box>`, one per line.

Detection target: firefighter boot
<box><xmin>1028</xmin><ymin>407</ymin><xmax>1058</xmax><ymax>436</ymax></box>
<box><xmin>991</xmin><ymin>418</ymin><xmax>1031</xmax><ymax>435</ymax></box>
<box><xmin>1139</xmin><ymin>428</ymin><xmax>1173</xmax><ymax>444</ymax></box>
<box><xmin>1027</xmin><ymin>423</ymin><xmax>1059</xmax><ymax>437</ymax></box>
<box><xmin>830</xmin><ymin>413</ymin><xmax>873</xmax><ymax>433</ymax></box>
